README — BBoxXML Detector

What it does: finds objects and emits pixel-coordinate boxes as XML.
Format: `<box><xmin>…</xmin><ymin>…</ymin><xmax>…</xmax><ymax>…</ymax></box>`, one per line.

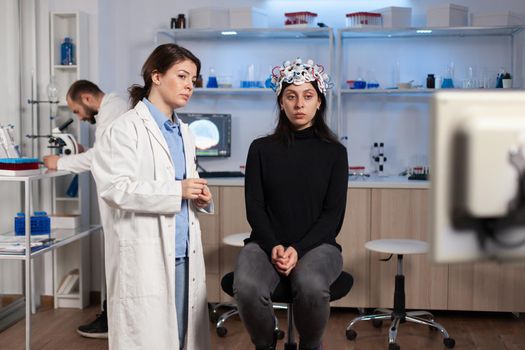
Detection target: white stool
<box><xmin>345</xmin><ymin>239</ymin><xmax>455</xmax><ymax>350</ymax></box>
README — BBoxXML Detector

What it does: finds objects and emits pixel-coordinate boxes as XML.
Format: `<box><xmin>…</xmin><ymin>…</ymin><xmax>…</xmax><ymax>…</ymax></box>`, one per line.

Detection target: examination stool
<box><xmin>345</xmin><ymin>239</ymin><xmax>455</xmax><ymax>350</ymax></box>
<box><xmin>219</xmin><ymin>270</ymin><xmax>353</xmax><ymax>350</ymax></box>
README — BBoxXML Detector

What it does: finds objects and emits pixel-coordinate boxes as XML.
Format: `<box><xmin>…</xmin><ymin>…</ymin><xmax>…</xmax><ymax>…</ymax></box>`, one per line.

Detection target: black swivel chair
<box><xmin>218</xmin><ymin>270</ymin><xmax>353</xmax><ymax>350</ymax></box>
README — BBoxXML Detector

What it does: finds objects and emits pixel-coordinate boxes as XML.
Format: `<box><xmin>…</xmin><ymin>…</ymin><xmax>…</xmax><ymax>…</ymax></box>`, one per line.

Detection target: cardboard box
<box><xmin>50</xmin><ymin>215</ymin><xmax>80</xmax><ymax>229</ymax></box>
<box><xmin>375</xmin><ymin>7</ymin><xmax>412</xmax><ymax>28</ymax></box>
<box><xmin>427</xmin><ymin>3</ymin><xmax>468</xmax><ymax>27</ymax></box>
<box><xmin>230</xmin><ymin>7</ymin><xmax>268</xmax><ymax>28</ymax></box>
<box><xmin>471</xmin><ymin>11</ymin><xmax>525</xmax><ymax>26</ymax></box>
<box><xmin>189</xmin><ymin>7</ymin><xmax>229</xmax><ymax>29</ymax></box>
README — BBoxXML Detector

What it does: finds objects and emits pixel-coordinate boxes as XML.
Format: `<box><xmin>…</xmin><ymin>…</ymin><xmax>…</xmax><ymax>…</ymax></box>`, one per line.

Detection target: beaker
<box><xmin>206</xmin><ymin>67</ymin><xmax>218</xmax><ymax>88</ymax></box>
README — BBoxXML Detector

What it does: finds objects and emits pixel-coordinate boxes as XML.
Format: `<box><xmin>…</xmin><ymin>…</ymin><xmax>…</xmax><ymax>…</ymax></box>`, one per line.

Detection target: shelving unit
<box><xmin>156</xmin><ymin>27</ymin><xmax>336</xmax><ymax>129</ymax></box>
<box><xmin>157</xmin><ymin>27</ymin><xmax>333</xmax><ymax>41</ymax></box>
<box><xmin>335</xmin><ymin>25</ymin><xmax>525</xmax><ymax>173</ymax></box>
<box><xmin>193</xmin><ymin>87</ymin><xmax>274</xmax><ymax>95</ymax></box>
<box><xmin>0</xmin><ymin>170</ymin><xmax>101</xmax><ymax>350</ymax></box>
<box><xmin>49</xmin><ymin>11</ymin><xmax>91</xmax><ymax>310</ymax></box>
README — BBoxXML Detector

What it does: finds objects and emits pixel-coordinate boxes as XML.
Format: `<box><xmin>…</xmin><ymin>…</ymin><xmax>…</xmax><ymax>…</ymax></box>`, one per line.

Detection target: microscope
<box><xmin>27</xmin><ymin>118</ymin><xmax>79</xmax><ymax>156</ymax></box>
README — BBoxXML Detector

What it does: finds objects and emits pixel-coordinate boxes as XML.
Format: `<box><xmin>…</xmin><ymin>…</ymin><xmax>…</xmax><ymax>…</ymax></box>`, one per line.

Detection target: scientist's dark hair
<box><xmin>67</xmin><ymin>80</ymin><xmax>103</xmax><ymax>102</ymax></box>
<box><xmin>272</xmin><ymin>81</ymin><xmax>339</xmax><ymax>145</ymax></box>
<box><xmin>128</xmin><ymin>43</ymin><xmax>201</xmax><ymax>107</ymax></box>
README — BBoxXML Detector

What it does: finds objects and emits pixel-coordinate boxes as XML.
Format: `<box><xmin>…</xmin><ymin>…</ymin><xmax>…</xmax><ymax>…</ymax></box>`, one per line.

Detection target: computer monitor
<box><xmin>430</xmin><ymin>91</ymin><xmax>525</xmax><ymax>263</ymax></box>
<box><xmin>177</xmin><ymin>113</ymin><xmax>231</xmax><ymax>157</ymax></box>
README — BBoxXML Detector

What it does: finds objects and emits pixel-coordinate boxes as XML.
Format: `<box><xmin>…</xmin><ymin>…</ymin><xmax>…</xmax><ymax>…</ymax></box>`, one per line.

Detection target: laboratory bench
<box><xmin>205</xmin><ymin>175</ymin><xmax>430</xmax><ymax>189</ymax></box>
<box><xmin>198</xmin><ymin>183</ymin><xmax>525</xmax><ymax>313</ymax></box>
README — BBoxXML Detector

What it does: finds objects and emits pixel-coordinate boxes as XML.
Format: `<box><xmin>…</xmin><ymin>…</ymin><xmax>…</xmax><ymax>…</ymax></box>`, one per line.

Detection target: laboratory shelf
<box><xmin>339</xmin><ymin>25</ymin><xmax>525</xmax><ymax>39</ymax></box>
<box><xmin>0</xmin><ymin>226</ymin><xmax>101</xmax><ymax>260</ymax></box>
<box><xmin>340</xmin><ymin>88</ymin><xmax>525</xmax><ymax>95</ymax></box>
<box><xmin>193</xmin><ymin>87</ymin><xmax>274</xmax><ymax>95</ymax></box>
<box><xmin>55</xmin><ymin>196</ymin><xmax>79</xmax><ymax>201</ymax></box>
<box><xmin>157</xmin><ymin>27</ymin><xmax>332</xmax><ymax>41</ymax></box>
<box><xmin>341</xmin><ymin>88</ymin><xmax>434</xmax><ymax>95</ymax></box>
<box><xmin>0</xmin><ymin>169</ymin><xmax>70</xmax><ymax>182</ymax></box>
<box><xmin>53</xmin><ymin>64</ymin><xmax>78</xmax><ymax>70</ymax></box>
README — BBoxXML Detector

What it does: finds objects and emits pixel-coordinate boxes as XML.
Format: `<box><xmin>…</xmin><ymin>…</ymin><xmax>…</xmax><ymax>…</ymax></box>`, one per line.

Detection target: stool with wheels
<box><xmin>221</xmin><ymin>270</ymin><xmax>353</xmax><ymax>349</ymax></box>
<box><xmin>345</xmin><ymin>239</ymin><xmax>455</xmax><ymax>350</ymax></box>
<box><xmin>209</xmin><ymin>233</ymin><xmax>252</xmax><ymax>333</ymax></box>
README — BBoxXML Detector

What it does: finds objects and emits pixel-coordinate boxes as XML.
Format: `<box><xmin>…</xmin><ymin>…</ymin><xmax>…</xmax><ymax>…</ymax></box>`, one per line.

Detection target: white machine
<box><xmin>431</xmin><ymin>90</ymin><xmax>525</xmax><ymax>263</ymax></box>
<box><xmin>0</xmin><ymin>124</ymin><xmax>21</xmax><ymax>158</ymax></box>
<box><xmin>27</xmin><ymin>118</ymin><xmax>79</xmax><ymax>156</ymax></box>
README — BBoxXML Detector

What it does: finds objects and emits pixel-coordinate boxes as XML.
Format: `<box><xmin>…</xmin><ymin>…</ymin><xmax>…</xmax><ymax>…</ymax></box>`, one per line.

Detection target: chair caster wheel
<box><xmin>216</xmin><ymin>326</ymin><xmax>228</xmax><ymax>337</ymax></box>
<box><xmin>372</xmin><ymin>319</ymin><xmax>383</xmax><ymax>328</ymax></box>
<box><xmin>277</xmin><ymin>329</ymin><xmax>285</xmax><ymax>340</ymax></box>
<box><xmin>444</xmin><ymin>337</ymin><xmax>456</xmax><ymax>348</ymax></box>
<box><xmin>346</xmin><ymin>329</ymin><xmax>357</xmax><ymax>340</ymax></box>
<box><xmin>388</xmin><ymin>343</ymin><xmax>400</xmax><ymax>350</ymax></box>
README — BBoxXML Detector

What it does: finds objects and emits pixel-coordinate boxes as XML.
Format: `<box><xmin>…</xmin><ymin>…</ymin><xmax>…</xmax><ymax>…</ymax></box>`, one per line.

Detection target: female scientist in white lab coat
<box><xmin>92</xmin><ymin>44</ymin><xmax>212</xmax><ymax>350</ymax></box>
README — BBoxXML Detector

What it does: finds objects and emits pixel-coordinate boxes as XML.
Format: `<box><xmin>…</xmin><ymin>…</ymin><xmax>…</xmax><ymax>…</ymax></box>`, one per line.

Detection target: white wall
<box><xmin>2</xmin><ymin>0</ymin><xmax>523</xmax><ymax>297</ymax></box>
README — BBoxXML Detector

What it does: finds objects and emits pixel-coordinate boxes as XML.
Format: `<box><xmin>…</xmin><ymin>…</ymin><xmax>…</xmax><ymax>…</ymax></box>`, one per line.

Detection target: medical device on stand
<box><xmin>372</xmin><ymin>142</ymin><xmax>387</xmax><ymax>176</ymax></box>
<box><xmin>26</xmin><ymin>118</ymin><xmax>79</xmax><ymax>156</ymax></box>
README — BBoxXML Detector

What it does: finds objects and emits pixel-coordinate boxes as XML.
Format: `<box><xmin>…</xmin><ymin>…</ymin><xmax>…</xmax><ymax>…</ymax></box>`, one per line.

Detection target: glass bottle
<box><xmin>60</xmin><ymin>37</ymin><xmax>75</xmax><ymax>65</ymax></box>
<box><xmin>426</xmin><ymin>74</ymin><xmax>435</xmax><ymax>89</ymax></box>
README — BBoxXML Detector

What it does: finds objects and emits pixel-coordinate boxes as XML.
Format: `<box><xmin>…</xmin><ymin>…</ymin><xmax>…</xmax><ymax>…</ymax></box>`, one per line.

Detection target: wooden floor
<box><xmin>1</xmin><ymin>303</ymin><xmax>525</xmax><ymax>350</ymax></box>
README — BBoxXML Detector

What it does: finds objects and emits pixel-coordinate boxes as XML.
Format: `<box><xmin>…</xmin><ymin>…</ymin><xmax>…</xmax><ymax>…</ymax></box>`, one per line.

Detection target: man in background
<box><xmin>44</xmin><ymin>80</ymin><xmax>128</xmax><ymax>339</ymax></box>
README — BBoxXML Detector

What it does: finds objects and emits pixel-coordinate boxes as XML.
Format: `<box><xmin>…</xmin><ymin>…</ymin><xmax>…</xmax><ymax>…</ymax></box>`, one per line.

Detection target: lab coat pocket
<box><xmin>119</xmin><ymin>239</ymin><xmax>164</xmax><ymax>299</ymax></box>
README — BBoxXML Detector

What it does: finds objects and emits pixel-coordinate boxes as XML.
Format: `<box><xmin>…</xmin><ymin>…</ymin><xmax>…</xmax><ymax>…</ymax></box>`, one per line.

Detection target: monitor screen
<box><xmin>177</xmin><ymin>113</ymin><xmax>231</xmax><ymax>157</ymax></box>
<box><xmin>430</xmin><ymin>91</ymin><xmax>525</xmax><ymax>263</ymax></box>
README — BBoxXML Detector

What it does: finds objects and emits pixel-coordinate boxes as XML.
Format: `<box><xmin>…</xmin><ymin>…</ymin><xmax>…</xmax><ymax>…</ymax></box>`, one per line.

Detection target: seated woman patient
<box><xmin>234</xmin><ymin>58</ymin><xmax>348</xmax><ymax>350</ymax></box>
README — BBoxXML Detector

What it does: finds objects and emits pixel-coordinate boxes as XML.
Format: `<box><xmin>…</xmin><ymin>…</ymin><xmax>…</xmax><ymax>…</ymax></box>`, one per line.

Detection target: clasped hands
<box><xmin>182</xmin><ymin>178</ymin><xmax>212</xmax><ymax>208</ymax></box>
<box><xmin>271</xmin><ymin>245</ymin><xmax>298</xmax><ymax>276</ymax></box>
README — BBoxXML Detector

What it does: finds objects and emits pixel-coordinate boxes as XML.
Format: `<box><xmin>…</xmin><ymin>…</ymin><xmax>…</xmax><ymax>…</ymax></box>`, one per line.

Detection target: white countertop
<box><xmin>205</xmin><ymin>175</ymin><xmax>429</xmax><ymax>189</ymax></box>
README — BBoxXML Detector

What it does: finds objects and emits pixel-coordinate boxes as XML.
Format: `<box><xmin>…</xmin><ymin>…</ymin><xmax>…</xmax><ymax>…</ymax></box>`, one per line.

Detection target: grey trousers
<box><xmin>233</xmin><ymin>243</ymin><xmax>343</xmax><ymax>349</ymax></box>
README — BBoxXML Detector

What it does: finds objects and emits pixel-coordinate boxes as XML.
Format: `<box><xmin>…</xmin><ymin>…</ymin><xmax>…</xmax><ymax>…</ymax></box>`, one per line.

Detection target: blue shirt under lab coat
<box><xmin>143</xmin><ymin>98</ymin><xmax>189</xmax><ymax>258</ymax></box>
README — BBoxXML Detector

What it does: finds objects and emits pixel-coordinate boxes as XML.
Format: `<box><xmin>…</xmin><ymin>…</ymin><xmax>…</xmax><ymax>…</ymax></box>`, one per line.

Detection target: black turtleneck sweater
<box><xmin>244</xmin><ymin>127</ymin><xmax>349</xmax><ymax>258</ymax></box>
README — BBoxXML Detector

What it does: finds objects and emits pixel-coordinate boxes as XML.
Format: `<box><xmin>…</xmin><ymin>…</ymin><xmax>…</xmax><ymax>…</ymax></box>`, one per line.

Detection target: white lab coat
<box><xmin>57</xmin><ymin>93</ymin><xmax>128</xmax><ymax>173</ymax></box>
<box><xmin>92</xmin><ymin>101</ymin><xmax>212</xmax><ymax>350</ymax></box>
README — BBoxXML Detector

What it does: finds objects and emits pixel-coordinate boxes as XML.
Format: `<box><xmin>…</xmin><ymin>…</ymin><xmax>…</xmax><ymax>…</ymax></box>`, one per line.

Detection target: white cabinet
<box><xmin>49</xmin><ymin>11</ymin><xmax>91</xmax><ymax>309</ymax></box>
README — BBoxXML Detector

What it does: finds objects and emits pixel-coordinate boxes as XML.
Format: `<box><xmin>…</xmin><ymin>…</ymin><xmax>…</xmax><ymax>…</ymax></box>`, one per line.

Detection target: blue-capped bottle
<box><xmin>60</xmin><ymin>37</ymin><xmax>75</xmax><ymax>65</ymax></box>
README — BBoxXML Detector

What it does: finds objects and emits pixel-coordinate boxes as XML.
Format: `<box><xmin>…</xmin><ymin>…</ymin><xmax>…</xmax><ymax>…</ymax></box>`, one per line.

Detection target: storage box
<box><xmin>471</xmin><ymin>11</ymin><xmax>525</xmax><ymax>26</ymax></box>
<box><xmin>374</xmin><ymin>7</ymin><xmax>412</xmax><ymax>28</ymax></box>
<box><xmin>284</xmin><ymin>11</ymin><xmax>317</xmax><ymax>28</ymax></box>
<box><xmin>346</xmin><ymin>12</ymin><xmax>382</xmax><ymax>28</ymax></box>
<box><xmin>230</xmin><ymin>7</ymin><xmax>268</xmax><ymax>28</ymax></box>
<box><xmin>427</xmin><ymin>4</ymin><xmax>468</xmax><ymax>27</ymax></box>
<box><xmin>50</xmin><ymin>215</ymin><xmax>80</xmax><ymax>229</ymax></box>
<box><xmin>188</xmin><ymin>7</ymin><xmax>229</xmax><ymax>29</ymax></box>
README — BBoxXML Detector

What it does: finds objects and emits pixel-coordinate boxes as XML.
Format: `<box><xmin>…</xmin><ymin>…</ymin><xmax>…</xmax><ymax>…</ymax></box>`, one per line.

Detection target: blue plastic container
<box><xmin>61</xmin><ymin>37</ymin><xmax>75</xmax><ymax>65</ymax></box>
<box><xmin>15</xmin><ymin>211</ymin><xmax>51</xmax><ymax>236</ymax></box>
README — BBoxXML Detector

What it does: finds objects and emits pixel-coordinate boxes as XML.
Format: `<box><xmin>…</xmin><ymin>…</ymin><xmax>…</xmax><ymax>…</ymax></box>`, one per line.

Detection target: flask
<box><xmin>426</xmin><ymin>74</ymin><xmax>435</xmax><ymax>89</ymax></box>
<box><xmin>206</xmin><ymin>68</ymin><xmax>218</xmax><ymax>88</ymax></box>
<box><xmin>60</xmin><ymin>37</ymin><xmax>75</xmax><ymax>65</ymax></box>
